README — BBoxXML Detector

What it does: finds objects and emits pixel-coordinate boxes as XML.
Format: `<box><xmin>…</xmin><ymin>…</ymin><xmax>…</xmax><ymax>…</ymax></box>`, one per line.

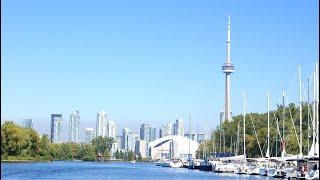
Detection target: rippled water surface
<box><xmin>1</xmin><ymin>161</ymin><xmax>271</xmax><ymax>179</ymax></box>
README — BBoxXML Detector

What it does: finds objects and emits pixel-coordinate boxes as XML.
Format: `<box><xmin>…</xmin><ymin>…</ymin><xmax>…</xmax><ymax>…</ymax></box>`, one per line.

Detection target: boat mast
<box><xmin>189</xmin><ymin>113</ymin><xmax>191</xmax><ymax>160</ymax></box>
<box><xmin>299</xmin><ymin>66</ymin><xmax>303</xmax><ymax>157</ymax></box>
<box><xmin>276</xmin><ymin>126</ymin><xmax>278</xmax><ymax>157</ymax></box>
<box><xmin>203</xmin><ymin>131</ymin><xmax>206</xmax><ymax>159</ymax></box>
<box><xmin>282</xmin><ymin>90</ymin><xmax>286</xmax><ymax>157</ymax></box>
<box><xmin>307</xmin><ymin>78</ymin><xmax>310</xmax><ymax>158</ymax></box>
<box><xmin>237</xmin><ymin>121</ymin><xmax>240</xmax><ymax>155</ymax></box>
<box><xmin>266</xmin><ymin>91</ymin><xmax>270</xmax><ymax>159</ymax></box>
<box><xmin>243</xmin><ymin>92</ymin><xmax>246</xmax><ymax>159</ymax></box>
<box><xmin>310</xmin><ymin>67</ymin><xmax>317</xmax><ymax>157</ymax></box>
<box><xmin>315</xmin><ymin>62</ymin><xmax>319</xmax><ymax>156</ymax></box>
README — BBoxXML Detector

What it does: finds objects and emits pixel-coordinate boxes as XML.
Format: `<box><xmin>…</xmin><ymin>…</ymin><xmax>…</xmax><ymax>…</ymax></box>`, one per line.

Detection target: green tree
<box><xmin>39</xmin><ymin>134</ymin><xmax>50</xmax><ymax>156</ymax></box>
<box><xmin>206</xmin><ymin>102</ymin><xmax>312</xmax><ymax>158</ymax></box>
<box><xmin>80</xmin><ymin>144</ymin><xmax>96</xmax><ymax>161</ymax></box>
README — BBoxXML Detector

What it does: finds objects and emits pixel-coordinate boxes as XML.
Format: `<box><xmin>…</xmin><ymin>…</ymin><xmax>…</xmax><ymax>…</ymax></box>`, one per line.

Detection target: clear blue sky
<box><xmin>1</xmin><ymin>0</ymin><xmax>319</xmax><ymax>140</ymax></box>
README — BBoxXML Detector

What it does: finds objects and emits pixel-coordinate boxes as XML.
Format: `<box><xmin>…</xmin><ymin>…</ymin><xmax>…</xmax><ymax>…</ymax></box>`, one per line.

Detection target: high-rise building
<box><xmin>140</xmin><ymin>123</ymin><xmax>150</xmax><ymax>142</ymax></box>
<box><xmin>21</xmin><ymin>119</ymin><xmax>33</xmax><ymax>129</ymax></box>
<box><xmin>85</xmin><ymin>128</ymin><xmax>95</xmax><ymax>144</ymax></box>
<box><xmin>174</xmin><ymin>118</ymin><xmax>184</xmax><ymax>136</ymax></box>
<box><xmin>149</xmin><ymin>126</ymin><xmax>157</xmax><ymax>142</ymax></box>
<box><xmin>115</xmin><ymin>135</ymin><xmax>122</xmax><ymax>151</ymax></box>
<box><xmin>140</xmin><ymin>123</ymin><xmax>157</xmax><ymax>142</ymax></box>
<box><xmin>69</xmin><ymin>111</ymin><xmax>80</xmax><ymax>144</ymax></box>
<box><xmin>122</xmin><ymin>128</ymin><xmax>135</xmax><ymax>152</ymax></box>
<box><xmin>106</xmin><ymin>120</ymin><xmax>117</xmax><ymax>154</ymax></box>
<box><xmin>220</xmin><ymin>109</ymin><xmax>225</xmax><ymax>124</ymax></box>
<box><xmin>51</xmin><ymin>114</ymin><xmax>63</xmax><ymax>143</ymax></box>
<box><xmin>222</xmin><ymin>15</ymin><xmax>235</xmax><ymax>122</ymax></box>
<box><xmin>160</xmin><ymin>122</ymin><xmax>172</xmax><ymax>138</ymax></box>
<box><xmin>106</xmin><ymin>120</ymin><xmax>116</xmax><ymax>138</ymax></box>
<box><xmin>96</xmin><ymin>110</ymin><xmax>107</xmax><ymax>137</ymax></box>
<box><xmin>135</xmin><ymin>139</ymin><xmax>147</xmax><ymax>158</ymax></box>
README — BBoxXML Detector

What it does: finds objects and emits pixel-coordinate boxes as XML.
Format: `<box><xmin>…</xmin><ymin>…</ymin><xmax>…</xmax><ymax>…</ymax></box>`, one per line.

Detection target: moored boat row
<box><xmin>155</xmin><ymin>156</ymin><xmax>319</xmax><ymax>179</ymax></box>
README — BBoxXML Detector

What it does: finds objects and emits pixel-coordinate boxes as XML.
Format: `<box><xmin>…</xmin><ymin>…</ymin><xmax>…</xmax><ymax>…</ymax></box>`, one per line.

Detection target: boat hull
<box><xmin>267</xmin><ymin>168</ymin><xmax>286</xmax><ymax>178</ymax></box>
<box><xmin>199</xmin><ymin>165</ymin><xmax>212</xmax><ymax>171</ymax></box>
<box><xmin>169</xmin><ymin>162</ymin><xmax>182</xmax><ymax>168</ymax></box>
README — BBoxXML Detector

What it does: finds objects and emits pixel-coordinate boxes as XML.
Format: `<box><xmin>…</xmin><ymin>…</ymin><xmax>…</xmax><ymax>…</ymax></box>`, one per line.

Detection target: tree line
<box><xmin>1</xmin><ymin>121</ymin><xmax>137</xmax><ymax>161</ymax></box>
<box><xmin>196</xmin><ymin>102</ymin><xmax>314</xmax><ymax>158</ymax></box>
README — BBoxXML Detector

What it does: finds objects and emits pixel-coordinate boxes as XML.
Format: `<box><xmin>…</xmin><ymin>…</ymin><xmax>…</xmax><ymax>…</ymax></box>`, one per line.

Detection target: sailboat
<box><xmin>259</xmin><ymin>91</ymin><xmax>270</xmax><ymax>176</ymax></box>
<box><xmin>305</xmin><ymin>63</ymin><xmax>319</xmax><ymax>180</ymax></box>
<box><xmin>265</xmin><ymin>90</ymin><xmax>286</xmax><ymax>178</ymax></box>
<box><xmin>234</xmin><ymin>93</ymin><xmax>248</xmax><ymax>174</ymax></box>
<box><xmin>271</xmin><ymin>66</ymin><xmax>309</xmax><ymax>178</ymax></box>
<box><xmin>200</xmin><ymin>129</ymin><xmax>215</xmax><ymax>171</ymax></box>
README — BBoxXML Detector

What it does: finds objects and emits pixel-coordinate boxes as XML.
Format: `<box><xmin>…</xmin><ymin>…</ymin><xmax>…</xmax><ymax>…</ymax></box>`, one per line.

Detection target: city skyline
<box><xmin>2</xmin><ymin>0</ymin><xmax>319</xmax><ymax>139</ymax></box>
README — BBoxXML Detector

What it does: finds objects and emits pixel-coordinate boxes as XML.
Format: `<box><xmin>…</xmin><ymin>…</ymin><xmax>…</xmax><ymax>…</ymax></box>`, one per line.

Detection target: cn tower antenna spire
<box><xmin>222</xmin><ymin>15</ymin><xmax>235</xmax><ymax>122</ymax></box>
<box><xmin>227</xmin><ymin>15</ymin><xmax>231</xmax><ymax>63</ymax></box>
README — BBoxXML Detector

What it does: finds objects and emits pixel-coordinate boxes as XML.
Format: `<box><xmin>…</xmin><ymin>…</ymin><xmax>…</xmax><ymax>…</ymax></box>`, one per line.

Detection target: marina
<box><xmin>152</xmin><ymin>61</ymin><xmax>319</xmax><ymax>179</ymax></box>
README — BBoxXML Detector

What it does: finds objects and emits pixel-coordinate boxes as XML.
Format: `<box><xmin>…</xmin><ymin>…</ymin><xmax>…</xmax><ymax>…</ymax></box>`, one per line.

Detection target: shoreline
<box><xmin>1</xmin><ymin>160</ymin><xmax>39</xmax><ymax>163</ymax></box>
<box><xmin>1</xmin><ymin>159</ymin><xmax>153</xmax><ymax>163</ymax></box>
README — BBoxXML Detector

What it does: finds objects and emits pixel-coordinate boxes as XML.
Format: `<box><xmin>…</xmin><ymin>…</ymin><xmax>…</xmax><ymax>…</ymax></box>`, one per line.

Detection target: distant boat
<box><xmin>187</xmin><ymin>159</ymin><xmax>202</xmax><ymax>169</ymax></box>
<box><xmin>305</xmin><ymin>169</ymin><xmax>319</xmax><ymax>180</ymax></box>
<box><xmin>169</xmin><ymin>159</ymin><xmax>183</xmax><ymax>168</ymax></box>
<box><xmin>199</xmin><ymin>158</ymin><xmax>214</xmax><ymax>171</ymax></box>
<box><xmin>130</xmin><ymin>160</ymin><xmax>136</xmax><ymax>163</ymax></box>
<box><xmin>161</xmin><ymin>160</ymin><xmax>171</xmax><ymax>167</ymax></box>
<box><xmin>155</xmin><ymin>159</ymin><xmax>167</xmax><ymax>166</ymax></box>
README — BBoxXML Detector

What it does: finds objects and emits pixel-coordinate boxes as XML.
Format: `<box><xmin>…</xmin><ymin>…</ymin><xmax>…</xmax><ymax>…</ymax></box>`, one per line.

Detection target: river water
<box><xmin>1</xmin><ymin>161</ymin><xmax>270</xmax><ymax>179</ymax></box>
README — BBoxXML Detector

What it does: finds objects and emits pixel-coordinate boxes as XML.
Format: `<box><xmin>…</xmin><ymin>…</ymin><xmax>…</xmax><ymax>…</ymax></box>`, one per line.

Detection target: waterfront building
<box><xmin>148</xmin><ymin>135</ymin><xmax>198</xmax><ymax>160</ymax></box>
<box><xmin>135</xmin><ymin>139</ymin><xmax>147</xmax><ymax>158</ymax></box>
<box><xmin>50</xmin><ymin>114</ymin><xmax>63</xmax><ymax>143</ymax></box>
<box><xmin>159</xmin><ymin>122</ymin><xmax>172</xmax><ymax>138</ymax></box>
<box><xmin>106</xmin><ymin>120</ymin><xmax>116</xmax><ymax>138</ymax></box>
<box><xmin>122</xmin><ymin>128</ymin><xmax>135</xmax><ymax>152</ymax></box>
<box><xmin>85</xmin><ymin>128</ymin><xmax>95</xmax><ymax>144</ymax></box>
<box><xmin>140</xmin><ymin>123</ymin><xmax>150</xmax><ymax>142</ymax></box>
<box><xmin>149</xmin><ymin>126</ymin><xmax>157</xmax><ymax>142</ymax></box>
<box><xmin>96</xmin><ymin>110</ymin><xmax>107</xmax><ymax>137</ymax></box>
<box><xmin>69</xmin><ymin>111</ymin><xmax>80</xmax><ymax>144</ymax></box>
<box><xmin>222</xmin><ymin>15</ymin><xmax>235</xmax><ymax>122</ymax></box>
<box><xmin>21</xmin><ymin>119</ymin><xmax>33</xmax><ymax>129</ymax></box>
<box><xmin>174</xmin><ymin>118</ymin><xmax>184</xmax><ymax>136</ymax></box>
<box><xmin>197</xmin><ymin>133</ymin><xmax>205</xmax><ymax>143</ymax></box>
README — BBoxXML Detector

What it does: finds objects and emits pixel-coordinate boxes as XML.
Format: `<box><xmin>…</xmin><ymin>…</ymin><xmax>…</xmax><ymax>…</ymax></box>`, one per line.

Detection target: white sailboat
<box><xmin>305</xmin><ymin>63</ymin><xmax>319</xmax><ymax>180</ymax></box>
<box><xmin>263</xmin><ymin>91</ymin><xmax>285</xmax><ymax>178</ymax></box>
<box><xmin>268</xmin><ymin>66</ymin><xmax>305</xmax><ymax>178</ymax></box>
<box><xmin>169</xmin><ymin>159</ymin><xmax>183</xmax><ymax>168</ymax></box>
<box><xmin>234</xmin><ymin>93</ymin><xmax>248</xmax><ymax>174</ymax></box>
<box><xmin>259</xmin><ymin>91</ymin><xmax>270</xmax><ymax>176</ymax></box>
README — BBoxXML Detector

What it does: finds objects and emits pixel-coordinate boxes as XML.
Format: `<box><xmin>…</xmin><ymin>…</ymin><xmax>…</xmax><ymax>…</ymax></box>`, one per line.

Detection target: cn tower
<box><xmin>222</xmin><ymin>15</ymin><xmax>234</xmax><ymax>121</ymax></box>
